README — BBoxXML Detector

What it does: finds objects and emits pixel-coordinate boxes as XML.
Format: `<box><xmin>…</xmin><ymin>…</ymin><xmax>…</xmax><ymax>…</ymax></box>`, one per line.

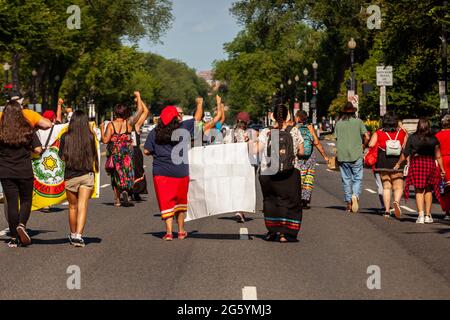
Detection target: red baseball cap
<box><xmin>42</xmin><ymin>110</ymin><xmax>56</xmax><ymax>122</ymax></box>
<box><xmin>236</xmin><ymin>112</ymin><xmax>250</xmax><ymax>124</ymax></box>
<box><xmin>160</xmin><ymin>106</ymin><xmax>179</xmax><ymax>126</ymax></box>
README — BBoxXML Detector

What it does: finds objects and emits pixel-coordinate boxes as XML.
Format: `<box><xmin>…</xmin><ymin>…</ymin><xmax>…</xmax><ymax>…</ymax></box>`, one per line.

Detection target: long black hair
<box><xmin>155</xmin><ymin>118</ymin><xmax>181</xmax><ymax>145</ymax></box>
<box><xmin>416</xmin><ymin>118</ymin><xmax>432</xmax><ymax>138</ymax></box>
<box><xmin>0</xmin><ymin>101</ymin><xmax>34</xmax><ymax>147</ymax></box>
<box><xmin>62</xmin><ymin>110</ymin><xmax>99</xmax><ymax>172</ymax></box>
<box><xmin>381</xmin><ymin>112</ymin><xmax>399</xmax><ymax>132</ymax></box>
<box><xmin>273</xmin><ymin>104</ymin><xmax>289</xmax><ymax>128</ymax></box>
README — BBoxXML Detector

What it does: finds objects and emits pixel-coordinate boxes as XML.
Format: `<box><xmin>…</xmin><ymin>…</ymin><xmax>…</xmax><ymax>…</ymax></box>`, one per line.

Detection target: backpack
<box><xmin>297</xmin><ymin>124</ymin><xmax>314</xmax><ymax>157</ymax></box>
<box><xmin>385</xmin><ymin>130</ymin><xmax>402</xmax><ymax>156</ymax></box>
<box><xmin>267</xmin><ymin>126</ymin><xmax>295</xmax><ymax>173</ymax></box>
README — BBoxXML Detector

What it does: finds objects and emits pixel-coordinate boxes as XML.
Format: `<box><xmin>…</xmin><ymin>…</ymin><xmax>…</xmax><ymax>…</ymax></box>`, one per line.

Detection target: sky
<box><xmin>138</xmin><ymin>0</ymin><xmax>241</xmax><ymax>72</ymax></box>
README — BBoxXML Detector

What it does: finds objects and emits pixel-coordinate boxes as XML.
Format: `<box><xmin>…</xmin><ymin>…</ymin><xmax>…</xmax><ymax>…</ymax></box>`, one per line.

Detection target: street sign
<box><xmin>377</xmin><ymin>66</ymin><xmax>393</xmax><ymax>86</ymax></box>
<box><xmin>440</xmin><ymin>95</ymin><xmax>448</xmax><ymax>110</ymax></box>
<box><xmin>302</xmin><ymin>102</ymin><xmax>310</xmax><ymax>114</ymax></box>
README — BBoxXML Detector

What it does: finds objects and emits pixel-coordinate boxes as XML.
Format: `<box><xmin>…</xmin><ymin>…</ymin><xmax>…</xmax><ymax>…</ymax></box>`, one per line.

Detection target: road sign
<box><xmin>440</xmin><ymin>95</ymin><xmax>448</xmax><ymax>110</ymax></box>
<box><xmin>302</xmin><ymin>102</ymin><xmax>310</xmax><ymax>114</ymax></box>
<box><xmin>377</xmin><ymin>66</ymin><xmax>393</xmax><ymax>86</ymax></box>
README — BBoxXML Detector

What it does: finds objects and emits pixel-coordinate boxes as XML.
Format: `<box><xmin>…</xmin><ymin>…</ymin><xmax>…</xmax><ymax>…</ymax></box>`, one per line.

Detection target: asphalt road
<box><xmin>0</xmin><ymin>143</ymin><xmax>449</xmax><ymax>300</ymax></box>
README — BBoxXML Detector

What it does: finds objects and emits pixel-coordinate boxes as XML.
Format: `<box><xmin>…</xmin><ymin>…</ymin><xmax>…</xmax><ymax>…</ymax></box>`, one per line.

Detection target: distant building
<box><xmin>197</xmin><ymin>70</ymin><xmax>221</xmax><ymax>92</ymax></box>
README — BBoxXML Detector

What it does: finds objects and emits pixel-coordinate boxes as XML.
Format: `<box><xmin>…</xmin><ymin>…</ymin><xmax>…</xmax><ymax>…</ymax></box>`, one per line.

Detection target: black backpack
<box><xmin>267</xmin><ymin>126</ymin><xmax>295</xmax><ymax>173</ymax></box>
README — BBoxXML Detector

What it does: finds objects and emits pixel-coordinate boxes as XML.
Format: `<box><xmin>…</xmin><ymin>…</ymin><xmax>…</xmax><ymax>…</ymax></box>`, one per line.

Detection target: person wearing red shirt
<box><xmin>369</xmin><ymin>112</ymin><xmax>408</xmax><ymax>219</ymax></box>
<box><xmin>435</xmin><ymin>115</ymin><xmax>450</xmax><ymax>221</ymax></box>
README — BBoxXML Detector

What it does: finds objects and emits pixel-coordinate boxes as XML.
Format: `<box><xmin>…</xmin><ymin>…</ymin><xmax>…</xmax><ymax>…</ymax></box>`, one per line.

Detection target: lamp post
<box><xmin>3</xmin><ymin>63</ymin><xmax>11</xmax><ymax>98</ymax></box>
<box><xmin>32</xmin><ymin>69</ymin><xmax>38</xmax><ymax>111</ymax></box>
<box><xmin>442</xmin><ymin>0</ymin><xmax>448</xmax><ymax>113</ymax></box>
<box><xmin>303</xmin><ymin>68</ymin><xmax>309</xmax><ymax>103</ymax></box>
<box><xmin>312</xmin><ymin>61</ymin><xmax>319</xmax><ymax>124</ymax></box>
<box><xmin>348</xmin><ymin>38</ymin><xmax>357</xmax><ymax>93</ymax></box>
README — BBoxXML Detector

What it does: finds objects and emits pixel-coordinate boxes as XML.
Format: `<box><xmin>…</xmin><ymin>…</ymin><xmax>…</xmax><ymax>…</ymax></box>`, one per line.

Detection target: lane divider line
<box><xmin>0</xmin><ymin>228</ymin><xmax>9</xmax><ymax>237</ymax></box>
<box><xmin>242</xmin><ymin>286</ymin><xmax>258</xmax><ymax>300</ymax></box>
<box><xmin>365</xmin><ymin>189</ymin><xmax>377</xmax><ymax>194</ymax></box>
<box><xmin>239</xmin><ymin>228</ymin><xmax>249</xmax><ymax>240</ymax></box>
<box><xmin>401</xmin><ymin>206</ymin><xmax>416</xmax><ymax>213</ymax></box>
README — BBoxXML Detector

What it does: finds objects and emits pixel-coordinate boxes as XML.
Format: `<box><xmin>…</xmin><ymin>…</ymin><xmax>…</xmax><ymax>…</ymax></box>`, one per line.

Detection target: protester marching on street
<box><xmin>368</xmin><ymin>112</ymin><xmax>408</xmax><ymax>219</ymax></box>
<box><xmin>0</xmin><ymin>100</ymin><xmax>52</xmax><ymax>247</ymax></box>
<box><xmin>294</xmin><ymin>110</ymin><xmax>329</xmax><ymax>210</ymax></box>
<box><xmin>204</xmin><ymin>97</ymin><xmax>225</xmax><ymax>145</ymax></box>
<box><xmin>394</xmin><ymin>119</ymin><xmax>445</xmax><ymax>224</ymax></box>
<box><xmin>436</xmin><ymin>115</ymin><xmax>450</xmax><ymax>221</ymax></box>
<box><xmin>334</xmin><ymin>102</ymin><xmax>370</xmax><ymax>213</ymax></box>
<box><xmin>130</xmin><ymin>96</ymin><xmax>150</xmax><ymax>202</ymax></box>
<box><xmin>144</xmin><ymin>97</ymin><xmax>204</xmax><ymax>241</ymax></box>
<box><xmin>59</xmin><ymin>110</ymin><xmax>99</xmax><ymax>247</ymax></box>
<box><xmin>258</xmin><ymin>104</ymin><xmax>305</xmax><ymax>243</ymax></box>
<box><xmin>101</xmin><ymin>91</ymin><xmax>145</xmax><ymax>208</ymax></box>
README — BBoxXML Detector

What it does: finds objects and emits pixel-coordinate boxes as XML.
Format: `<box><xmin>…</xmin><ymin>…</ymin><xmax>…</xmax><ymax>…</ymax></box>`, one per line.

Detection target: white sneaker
<box><xmin>416</xmin><ymin>214</ymin><xmax>425</xmax><ymax>224</ymax></box>
<box><xmin>424</xmin><ymin>215</ymin><xmax>434</xmax><ymax>224</ymax></box>
<box><xmin>351</xmin><ymin>195</ymin><xmax>359</xmax><ymax>213</ymax></box>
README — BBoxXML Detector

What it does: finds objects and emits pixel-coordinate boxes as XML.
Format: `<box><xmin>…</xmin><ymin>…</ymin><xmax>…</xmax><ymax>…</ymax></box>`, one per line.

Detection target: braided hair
<box><xmin>273</xmin><ymin>104</ymin><xmax>288</xmax><ymax>128</ymax></box>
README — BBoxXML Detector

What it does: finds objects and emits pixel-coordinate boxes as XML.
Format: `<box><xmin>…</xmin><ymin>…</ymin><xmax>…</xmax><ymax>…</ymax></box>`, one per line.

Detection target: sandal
<box><xmin>279</xmin><ymin>234</ymin><xmax>289</xmax><ymax>243</ymax></box>
<box><xmin>162</xmin><ymin>234</ymin><xmax>173</xmax><ymax>241</ymax></box>
<box><xmin>264</xmin><ymin>233</ymin><xmax>277</xmax><ymax>242</ymax></box>
<box><xmin>178</xmin><ymin>231</ymin><xmax>188</xmax><ymax>240</ymax></box>
<box><xmin>393</xmin><ymin>201</ymin><xmax>402</xmax><ymax>219</ymax></box>
<box><xmin>114</xmin><ymin>200</ymin><xmax>121</xmax><ymax>207</ymax></box>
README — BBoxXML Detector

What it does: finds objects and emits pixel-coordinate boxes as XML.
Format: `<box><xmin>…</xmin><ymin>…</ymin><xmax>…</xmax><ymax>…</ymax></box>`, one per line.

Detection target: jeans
<box><xmin>339</xmin><ymin>158</ymin><xmax>364</xmax><ymax>203</ymax></box>
<box><xmin>0</xmin><ymin>178</ymin><xmax>34</xmax><ymax>238</ymax></box>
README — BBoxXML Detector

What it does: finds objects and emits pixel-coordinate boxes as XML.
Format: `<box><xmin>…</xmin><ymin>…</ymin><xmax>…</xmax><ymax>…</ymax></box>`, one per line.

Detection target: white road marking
<box><xmin>0</xmin><ymin>228</ymin><xmax>9</xmax><ymax>237</ymax></box>
<box><xmin>242</xmin><ymin>286</ymin><xmax>258</xmax><ymax>300</ymax></box>
<box><xmin>239</xmin><ymin>228</ymin><xmax>249</xmax><ymax>240</ymax></box>
<box><xmin>101</xmin><ymin>184</ymin><xmax>110</xmax><ymax>189</ymax></box>
<box><xmin>401</xmin><ymin>206</ymin><xmax>416</xmax><ymax>213</ymax></box>
<box><xmin>365</xmin><ymin>189</ymin><xmax>377</xmax><ymax>194</ymax></box>
<box><xmin>62</xmin><ymin>202</ymin><xmax>69</xmax><ymax>206</ymax></box>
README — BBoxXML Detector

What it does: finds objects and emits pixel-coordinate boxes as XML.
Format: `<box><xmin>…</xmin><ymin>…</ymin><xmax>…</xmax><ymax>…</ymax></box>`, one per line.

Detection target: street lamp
<box><xmin>312</xmin><ymin>61</ymin><xmax>319</xmax><ymax>124</ymax></box>
<box><xmin>32</xmin><ymin>69</ymin><xmax>38</xmax><ymax>111</ymax></box>
<box><xmin>348</xmin><ymin>38</ymin><xmax>357</xmax><ymax>93</ymax></box>
<box><xmin>303</xmin><ymin>68</ymin><xmax>309</xmax><ymax>103</ymax></box>
<box><xmin>3</xmin><ymin>63</ymin><xmax>11</xmax><ymax>98</ymax></box>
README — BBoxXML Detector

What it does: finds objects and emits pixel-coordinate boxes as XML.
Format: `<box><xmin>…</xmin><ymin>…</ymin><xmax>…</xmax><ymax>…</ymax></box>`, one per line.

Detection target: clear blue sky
<box><xmin>139</xmin><ymin>0</ymin><xmax>241</xmax><ymax>71</ymax></box>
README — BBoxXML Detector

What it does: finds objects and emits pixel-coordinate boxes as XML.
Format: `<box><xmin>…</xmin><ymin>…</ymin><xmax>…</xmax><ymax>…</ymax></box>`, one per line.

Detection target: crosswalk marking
<box><xmin>239</xmin><ymin>228</ymin><xmax>249</xmax><ymax>240</ymax></box>
<box><xmin>242</xmin><ymin>286</ymin><xmax>258</xmax><ymax>300</ymax></box>
<box><xmin>401</xmin><ymin>206</ymin><xmax>416</xmax><ymax>213</ymax></box>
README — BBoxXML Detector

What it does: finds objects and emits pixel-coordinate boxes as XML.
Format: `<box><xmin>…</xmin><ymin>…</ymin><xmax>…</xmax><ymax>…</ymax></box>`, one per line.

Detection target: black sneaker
<box><xmin>235</xmin><ymin>213</ymin><xmax>245</xmax><ymax>223</ymax></box>
<box><xmin>8</xmin><ymin>238</ymin><xmax>19</xmax><ymax>248</ymax></box>
<box><xmin>72</xmin><ymin>237</ymin><xmax>86</xmax><ymax>248</ymax></box>
<box><xmin>68</xmin><ymin>235</ymin><xmax>75</xmax><ymax>246</ymax></box>
<box><xmin>121</xmin><ymin>191</ymin><xmax>134</xmax><ymax>207</ymax></box>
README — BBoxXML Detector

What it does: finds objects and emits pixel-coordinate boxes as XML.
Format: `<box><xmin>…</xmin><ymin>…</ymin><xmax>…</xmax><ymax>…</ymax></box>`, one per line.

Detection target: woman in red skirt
<box><xmin>436</xmin><ymin>115</ymin><xmax>450</xmax><ymax>221</ymax></box>
<box><xmin>144</xmin><ymin>98</ymin><xmax>204</xmax><ymax>241</ymax></box>
<box><xmin>395</xmin><ymin>119</ymin><xmax>445</xmax><ymax>224</ymax></box>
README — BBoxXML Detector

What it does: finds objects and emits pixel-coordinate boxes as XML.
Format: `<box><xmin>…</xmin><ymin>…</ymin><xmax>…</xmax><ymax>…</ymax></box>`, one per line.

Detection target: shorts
<box><xmin>65</xmin><ymin>173</ymin><xmax>95</xmax><ymax>193</ymax></box>
<box><xmin>153</xmin><ymin>176</ymin><xmax>189</xmax><ymax>220</ymax></box>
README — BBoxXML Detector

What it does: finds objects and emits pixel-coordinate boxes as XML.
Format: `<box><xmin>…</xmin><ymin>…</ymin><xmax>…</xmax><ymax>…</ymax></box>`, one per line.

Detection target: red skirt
<box><xmin>153</xmin><ymin>176</ymin><xmax>189</xmax><ymax>220</ymax></box>
<box><xmin>404</xmin><ymin>155</ymin><xmax>441</xmax><ymax>202</ymax></box>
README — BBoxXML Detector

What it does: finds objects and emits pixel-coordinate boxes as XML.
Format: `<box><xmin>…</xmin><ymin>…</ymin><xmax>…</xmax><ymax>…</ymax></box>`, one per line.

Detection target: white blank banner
<box><xmin>186</xmin><ymin>143</ymin><xmax>256</xmax><ymax>222</ymax></box>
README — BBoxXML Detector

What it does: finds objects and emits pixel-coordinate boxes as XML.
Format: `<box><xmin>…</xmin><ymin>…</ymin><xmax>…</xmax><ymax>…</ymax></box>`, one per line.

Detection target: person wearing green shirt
<box><xmin>334</xmin><ymin>103</ymin><xmax>370</xmax><ymax>213</ymax></box>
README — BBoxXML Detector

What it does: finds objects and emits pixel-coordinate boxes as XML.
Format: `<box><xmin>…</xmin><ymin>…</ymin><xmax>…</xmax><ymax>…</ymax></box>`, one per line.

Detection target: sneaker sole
<box><xmin>74</xmin><ymin>243</ymin><xmax>86</xmax><ymax>248</ymax></box>
<box><xmin>393</xmin><ymin>203</ymin><xmax>402</xmax><ymax>219</ymax></box>
<box><xmin>16</xmin><ymin>226</ymin><xmax>31</xmax><ymax>246</ymax></box>
<box><xmin>351</xmin><ymin>196</ymin><xmax>359</xmax><ymax>213</ymax></box>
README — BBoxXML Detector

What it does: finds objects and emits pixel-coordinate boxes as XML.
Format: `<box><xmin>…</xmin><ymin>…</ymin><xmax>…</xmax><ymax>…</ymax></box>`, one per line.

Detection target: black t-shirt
<box><xmin>403</xmin><ymin>133</ymin><xmax>439</xmax><ymax>157</ymax></box>
<box><xmin>59</xmin><ymin>133</ymin><xmax>93</xmax><ymax>180</ymax></box>
<box><xmin>0</xmin><ymin>133</ymin><xmax>41</xmax><ymax>179</ymax></box>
